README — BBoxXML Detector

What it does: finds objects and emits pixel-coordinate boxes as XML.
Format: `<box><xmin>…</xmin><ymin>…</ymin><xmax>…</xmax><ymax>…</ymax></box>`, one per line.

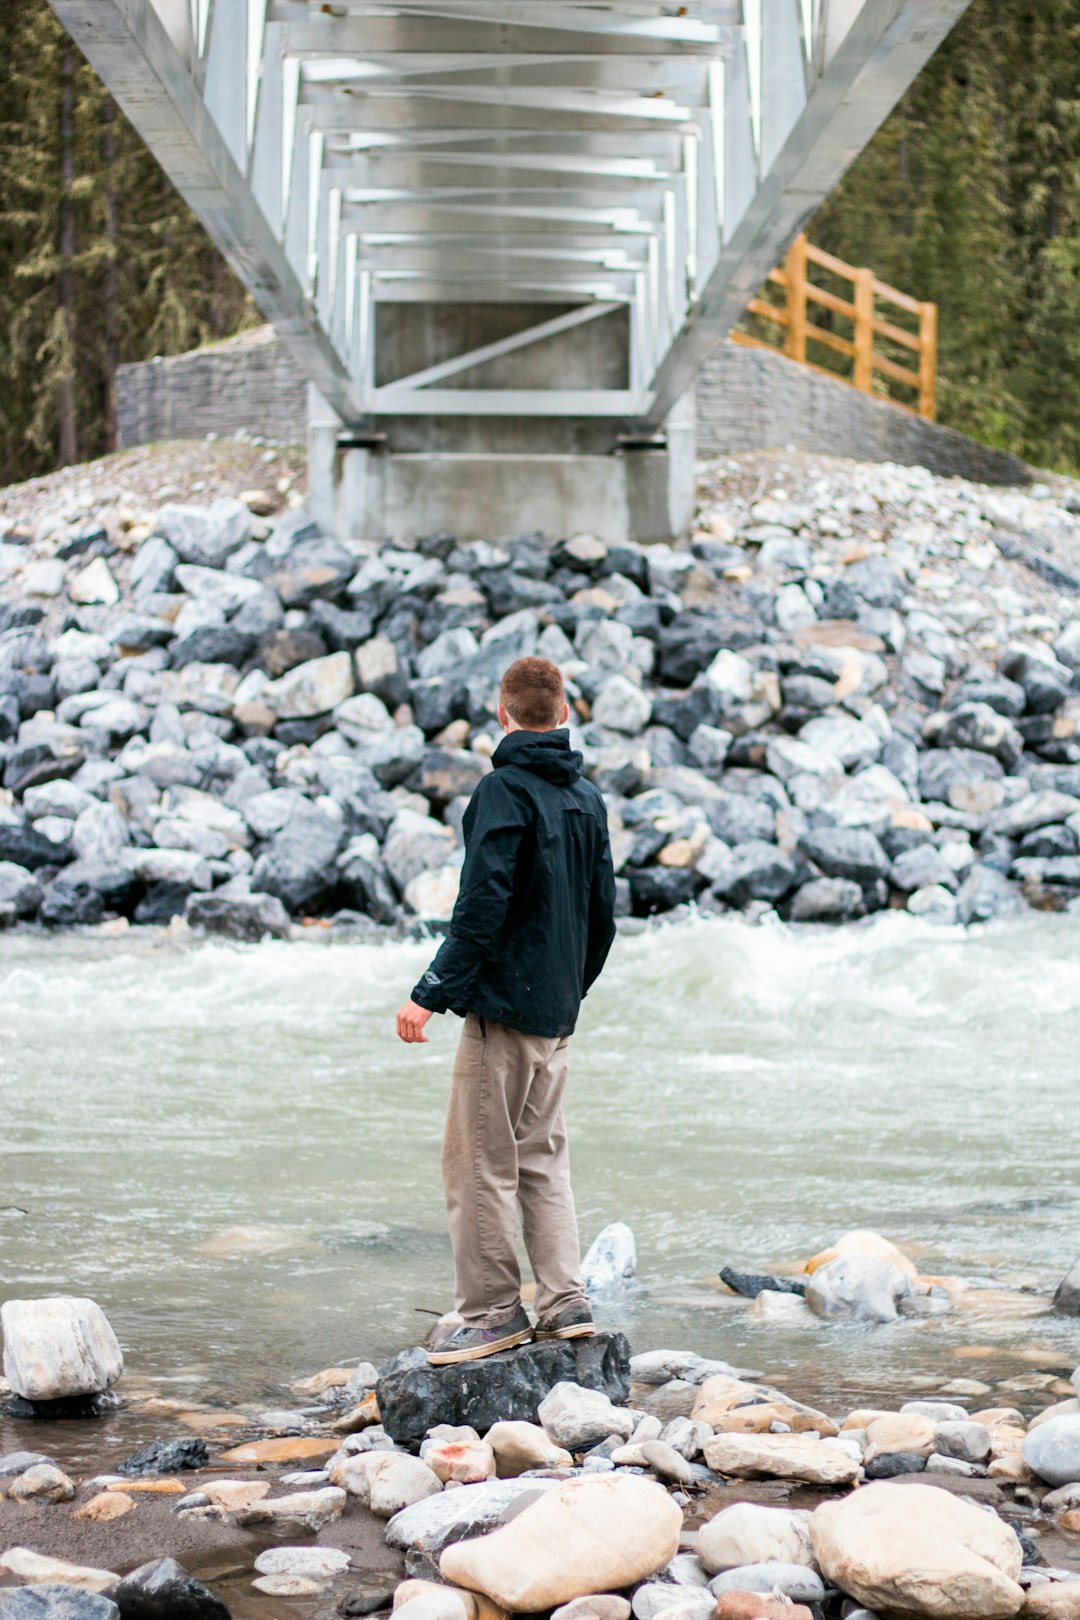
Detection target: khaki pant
<box><xmin>442</xmin><ymin>1012</ymin><xmax>587</xmax><ymax>1328</ymax></box>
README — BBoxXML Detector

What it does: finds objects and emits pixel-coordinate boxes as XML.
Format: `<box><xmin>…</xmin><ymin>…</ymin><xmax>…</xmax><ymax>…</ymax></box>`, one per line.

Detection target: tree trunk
<box><xmin>101</xmin><ymin>95</ymin><xmax>119</xmax><ymax>453</ymax></box>
<box><xmin>58</xmin><ymin>44</ymin><xmax>78</xmax><ymax>466</ymax></box>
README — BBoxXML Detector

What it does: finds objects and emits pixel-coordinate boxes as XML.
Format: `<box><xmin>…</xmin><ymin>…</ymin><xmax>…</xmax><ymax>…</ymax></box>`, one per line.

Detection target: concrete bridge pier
<box><xmin>306</xmin><ymin>300</ymin><xmax>696</xmax><ymax>544</ymax></box>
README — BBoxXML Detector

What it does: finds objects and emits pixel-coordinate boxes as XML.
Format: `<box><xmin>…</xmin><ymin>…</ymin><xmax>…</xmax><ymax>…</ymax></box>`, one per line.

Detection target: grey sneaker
<box><xmin>535</xmin><ymin>1303</ymin><xmax>596</xmax><ymax>1341</ymax></box>
<box><xmin>427</xmin><ymin>1306</ymin><xmax>533</xmax><ymax>1365</ymax></box>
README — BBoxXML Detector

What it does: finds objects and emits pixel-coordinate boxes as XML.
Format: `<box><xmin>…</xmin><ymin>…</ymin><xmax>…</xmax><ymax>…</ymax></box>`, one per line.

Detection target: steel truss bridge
<box><xmin>49</xmin><ymin>0</ymin><xmax>972</xmax><ymax>540</ymax></box>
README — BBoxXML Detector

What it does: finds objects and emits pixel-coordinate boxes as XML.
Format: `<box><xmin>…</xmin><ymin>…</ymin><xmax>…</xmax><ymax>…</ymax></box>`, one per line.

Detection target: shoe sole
<box><xmin>427</xmin><ymin>1327</ymin><xmax>533</xmax><ymax>1365</ymax></box>
<box><xmin>535</xmin><ymin>1323</ymin><xmax>597</xmax><ymax>1341</ymax></box>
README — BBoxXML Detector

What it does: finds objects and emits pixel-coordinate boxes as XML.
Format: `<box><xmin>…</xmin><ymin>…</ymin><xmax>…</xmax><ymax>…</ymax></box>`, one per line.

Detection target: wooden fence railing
<box><xmin>732</xmin><ymin>233</ymin><xmax>938</xmax><ymax>421</ymax></box>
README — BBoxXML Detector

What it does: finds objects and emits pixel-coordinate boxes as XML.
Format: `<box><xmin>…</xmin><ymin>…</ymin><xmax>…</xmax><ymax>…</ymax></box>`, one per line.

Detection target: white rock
<box><xmin>710</xmin><ymin>1564</ymin><xmax>826</xmax><ymax>1604</ymax></box>
<box><xmin>582</xmin><ymin>1222</ymin><xmax>637</xmax><ymax>1294</ymax></box>
<box><xmin>697</xmin><ymin>1503</ymin><xmax>815</xmax><ymax>1575</ymax></box>
<box><xmin>0</xmin><ymin>1547</ymin><xmax>117</xmax><ymax>1591</ymax></box>
<box><xmin>233</xmin><ymin>1486</ymin><xmax>346</xmax><ymax>1534</ymax></box>
<box><xmin>69</xmin><ymin>558</ymin><xmax>119</xmax><ymax>606</ymax></box>
<box><xmin>632</xmin><ymin>1589</ymin><xmax>713</xmax><ymax>1620</ymax></box>
<box><xmin>23</xmin><ymin>560</ymin><xmax>65</xmax><ymax>598</ymax></box>
<box><xmin>538</xmin><ymin>1382</ymin><xmax>635</xmax><ymax>1451</ymax></box>
<box><xmin>331</xmin><ymin>1451</ymin><xmax>442</xmax><ymax>1516</ymax></box>
<box><xmin>484</xmin><ymin>1420</ymin><xmax>573</xmax><ymax>1477</ymax></box>
<box><xmin>800</xmin><ymin>715</ymin><xmax>882</xmax><ymax>770</ymax></box>
<box><xmin>268</xmin><ymin>652</ymin><xmax>355</xmax><ymax>719</ymax></box>
<box><xmin>704</xmin><ymin>649</ymin><xmax>753</xmax><ymax>703</ymax></box>
<box><xmin>1</xmin><ymin>1296</ymin><xmax>123</xmax><ymax>1401</ymax></box>
<box><xmin>254</xmin><ymin>1546</ymin><xmax>351</xmax><ymax>1578</ymax></box>
<box><xmin>593</xmin><ymin>675</ymin><xmax>652</xmax><ymax>736</ymax></box>
<box><xmin>120</xmin><ymin>847</ymin><xmax>213</xmax><ymax>888</ymax></box>
<box><xmin>1025</xmin><ymin>1416</ymin><xmax>1080</xmax><ymax>1487</ymax></box>
<box><xmin>405</xmin><ymin>864</ymin><xmax>461</xmax><ymax>920</ymax></box>
<box><xmin>702</xmin><ymin>1433</ymin><xmax>860</xmax><ymax>1486</ymax></box>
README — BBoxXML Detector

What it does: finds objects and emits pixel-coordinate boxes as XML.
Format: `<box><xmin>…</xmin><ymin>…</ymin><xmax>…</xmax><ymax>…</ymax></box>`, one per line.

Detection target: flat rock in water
<box><xmin>107</xmin><ymin>1557</ymin><xmax>230</xmax><ymax>1620</ymax></box>
<box><xmin>0</xmin><ymin>1587</ymin><xmax>120</xmax><ymax>1620</ymax></box>
<box><xmin>376</xmin><ymin>1333</ymin><xmax>631</xmax><ymax>1448</ymax></box>
<box><xmin>702</xmin><ymin>1432</ymin><xmax>860</xmax><ymax>1486</ymax></box>
<box><xmin>0</xmin><ymin>1298</ymin><xmax>122</xmax><ymax>1401</ymax></box>
<box><xmin>116</xmin><ymin>1439</ymin><xmax>208</xmax><ymax>1476</ymax></box>
<box><xmin>718</xmin><ymin>1268</ymin><xmax>806</xmax><ymax>1300</ymax></box>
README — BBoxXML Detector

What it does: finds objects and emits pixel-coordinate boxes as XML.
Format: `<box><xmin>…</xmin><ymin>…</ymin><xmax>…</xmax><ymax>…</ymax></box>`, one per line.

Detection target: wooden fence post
<box><xmin>919</xmin><ymin>302</ymin><xmax>938</xmax><ymax>420</ymax></box>
<box><xmin>853</xmin><ymin>267</ymin><xmax>874</xmax><ymax>394</ymax></box>
<box><xmin>785</xmin><ymin>233</ymin><xmax>808</xmax><ymax>365</ymax></box>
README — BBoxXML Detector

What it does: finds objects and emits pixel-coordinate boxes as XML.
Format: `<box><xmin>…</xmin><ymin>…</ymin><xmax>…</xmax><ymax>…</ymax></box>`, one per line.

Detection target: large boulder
<box><xmin>537</xmin><ymin>1381</ymin><xmax>635</xmax><ymax>1451</ymax></box>
<box><xmin>1</xmin><ymin>1298</ymin><xmax>122</xmax><ymax>1402</ymax></box>
<box><xmin>158</xmin><ymin>499</ymin><xmax>251</xmax><ymax>568</ymax></box>
<box><xmin>1024</xmin><ymin>1415</ymin><xmax>1080</xmax><ymax>1486</ymax></box>
<box><xmin>185</xmin><ymin>892</ymin><xmax>292</xmax><ymax>942</ymax></box>
<box><xmin>331</xmin><ymin>1451</ymin><xmax>442</xmax><ymax>1516</ymax></box>
<box><xmin>376</xmin><ymin>1333</ymin><xmax>631</xmax><ymax>1449</ymax></box>
<box><xmin>439</xmin><ymin>1474</ymin><xmax>682</xmax><ymax>1611</ymax></box>
<box><xmin>250</xmin><ymin>802</ymin><xmax>345</xmax><ymax>912</ymax></box>
<box><xmin>809</xmin><ymin>1480</ymin><xmax>1024</xmax><ymax>1618</ymax></box>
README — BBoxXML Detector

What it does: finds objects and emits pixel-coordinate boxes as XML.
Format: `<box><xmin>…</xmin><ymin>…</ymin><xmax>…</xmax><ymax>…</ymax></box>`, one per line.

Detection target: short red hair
<box><xmin>500</xmin><ymin>657</ymin><xmax>566</xmax><ymax>730</ymax></box>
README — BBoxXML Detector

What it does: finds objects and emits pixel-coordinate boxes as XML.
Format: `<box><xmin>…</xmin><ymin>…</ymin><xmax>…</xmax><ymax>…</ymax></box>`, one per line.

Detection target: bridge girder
<box><xmin>48</xmin><ymin>0</ymin><xmax>970</xmax><ymax>436</ymax></box>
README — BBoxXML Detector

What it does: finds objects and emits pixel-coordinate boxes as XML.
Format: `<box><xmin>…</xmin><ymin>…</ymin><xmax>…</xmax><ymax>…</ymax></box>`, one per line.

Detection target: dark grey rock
<box><xmin>709</xmin><ymin>840</ymin><xmax>797</xmax><ymax>904</ymax></box>
<box><xmin>788</xmin><ymin>876</ymin><xmax>864</xmax><ymax>922</ymax></box>
<box><xmin>0</xmin><ymin>860</ymin><xmax>43</xmax><ymax>917</ymax></box>
<box><xmin>251</xmin><ymin>803</ymin><xmax>346</xmax><ymax>913</ymax></box>
<box><xmin>40</xmin><ymin>877</ymin><xmax>104</xmax><ymax>928</ymax></box>
<box><xmin>933</xmin><ymin>703</ymin><xmax>1023</xmax><ymax>769</ymax></box>
<box><xmin>1053</xmin><ymin>1257</ymin><xmax>1080</xmax><ymax>1314</ymax></box>
<box><xmin>133</xmin><ymin>882</ymin><xmax>194</xmax><ymax>926</ymax></box>
<box><xmin>186</xmin><ymin>891</ymin><xmax>292</xmax><ymax>941</ymax></box>
<box><xmin>377</xmin><ymin>1332</ymin><xmax>631</xmax><ymax>1449</ymax></box>
<box><xmin>719</xmin><ymin>1267</ymin><xmax>807</xmax><ymax>1300</ymax></box>
<box><xmin>308</xmin><ymin>599</ymin><xmax>375</xmax><ymax>651</ymax></box>
<box><xmin>108</xmin><ymin>1557</ymin><xmax>229</xmax><ymax>1620</ymax></box>
<box><xmin>229</xmin><ymin>588</ymin><xmax>284</xmax><ymax>640</ymax></box>
<box><xmin>4</xmin><ymin>743</ymin><xmax>85</xmax><ymax>798</ymax></box>
<box><xmin>0</xmin><ymin>1587</ymin><xmax>120</xmax><ymax>1620</ymax></box>
<box><xmin>799</xmin><ymin>826</ymin><xmax>890</xmax><ymax>885</ymax></box>
<box><xmin>270</xmin><ymin>538</ymin><xmax>357</xmax><ymax>609</ymax></box>
<box><xmin>625</xmin><ymin>866</ymin><xmax>703</xmax><ymax>914</ymax></box>
<box><xmin>408</xmin><ymin>748</ymin><xmax>488</xmax><ymax>806</ymax></box>
<box><xmin>117</xmin><ymin>1437</ymin><xmax>209</xmax><ymax>1476</ymax></box>
<box><xmin>843</xmin><ymin>557</ymin><xmax>906</xmax><ymax>608</ymax></box>
<box><xmin>891</xmin><ymin>845</ymin><xmax>959</xmax><ymax>893</ymax></box>
<box><xmin>919</xmin><ymin>747</ymin><xmax>1005</xmax><ymax>802</ymax></box>
<box><xmin>864</xmin><ymin>1452</ymin><xmax>928</xmax><ymax>1479</ymax></box>
<box><xmin>947</xmin><ymin>676</ymin><xmax>1026</xmax><ymax>718</ymax></box>
<box><xmin>256</xmin><ymin>627</ymin><xmax>328</xmax><ymax>678</ymax></box>
<box><xmin>703</xmin><ymin>793</ymin><xmax>775</xmax><ymax>846</ymax></box>
<box><xmin>1000</xmin><ymin>648</ymin><xmax>1073</xmax><ymax>714</ymax></box>
<box><xmin>130</xmin><ymin>536</ymin><xmax>178</xmax><ymax>599</ymax></box>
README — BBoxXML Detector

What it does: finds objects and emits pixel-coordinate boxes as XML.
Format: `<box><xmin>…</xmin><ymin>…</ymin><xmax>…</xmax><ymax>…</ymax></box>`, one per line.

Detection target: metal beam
<box><xmin>47</xmin><ymin>0</ymin><xmax>365</xmax><ymax>420</ymax></box>
<box><xmin>643</xmin><ymin>0</ymin><xmax>974</xmax><ymax>424</ymax></box>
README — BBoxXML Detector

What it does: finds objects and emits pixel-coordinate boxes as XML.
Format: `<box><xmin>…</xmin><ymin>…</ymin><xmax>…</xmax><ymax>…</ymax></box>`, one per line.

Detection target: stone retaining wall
<box><xmin>117</xmin><ymin>325</ymin><xmax>1030</xmax><ymax>488</ymax></box>
<box><xmin>697</xmin><ymin>341</ymin><xmax>1029</xmax><ymax>486</ymax></box>
<box><xmin>116</xmin><ymin>326</ymin><xmax>307</xmax><ymax>447</ymax></box>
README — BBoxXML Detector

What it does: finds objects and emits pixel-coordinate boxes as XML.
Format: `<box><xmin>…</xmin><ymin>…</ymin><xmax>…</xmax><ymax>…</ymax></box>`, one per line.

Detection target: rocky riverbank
<box><xmin>4</xmin><ymin>1230</ymin><xmax>1080</xmax><ymax>1619</ymax></box>
<box><xmin>2</xmin><ymin>444</ymin><xmax>1080</xmax><ymax>935</ymax></box>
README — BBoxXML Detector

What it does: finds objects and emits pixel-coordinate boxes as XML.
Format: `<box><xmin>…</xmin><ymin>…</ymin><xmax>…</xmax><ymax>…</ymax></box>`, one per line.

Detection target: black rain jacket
<box><xmin>411</xmin><ymin>728</ymin><xmax>616</xmax><ymax>1037</ymax></box>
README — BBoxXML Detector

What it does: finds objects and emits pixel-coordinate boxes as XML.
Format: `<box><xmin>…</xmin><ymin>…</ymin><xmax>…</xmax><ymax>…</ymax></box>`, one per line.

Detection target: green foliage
<box><xmin>811</xmin><ymin>0</ymin><xmax>1080</xmax><ymax>473</ymax></box>
<box><xmin>0</xmin><ymin>0</ymin><xmax>257</xmax><ymax>481</ymax></box>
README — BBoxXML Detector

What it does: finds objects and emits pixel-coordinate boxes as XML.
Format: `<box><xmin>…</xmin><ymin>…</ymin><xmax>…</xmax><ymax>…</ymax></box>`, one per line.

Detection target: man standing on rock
<box><xmin>396</xmin><ymin>656</ymin><xmax>617</xmax><ymax>1365</ymax></box>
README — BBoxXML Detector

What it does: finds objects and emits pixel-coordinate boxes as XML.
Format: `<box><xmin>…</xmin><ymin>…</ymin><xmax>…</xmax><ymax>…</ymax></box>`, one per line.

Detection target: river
<box><xmin>2</xmin><ymin>911</ymin><xmax>1079</xmax><ymax>1450</ymax></box>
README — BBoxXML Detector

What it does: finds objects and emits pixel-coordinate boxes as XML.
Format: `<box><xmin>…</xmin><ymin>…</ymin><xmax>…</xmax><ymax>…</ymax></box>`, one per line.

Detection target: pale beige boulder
<box><xmin>331</xmin><ymin>1451</ymin><xmax>442</xmax><ymax>1515</ymax></box>
<box><xmin>697</xmin><ymin>1502</ymin><xmax>815</xmax><ymax>1574</ymax></box>
<box><xmin>425</xmin><ymin>1440</ymin><xmax>496</xmax><ymax>1485</ymax></box>
<box><xmin>703</xmin><ymin>1432</ymin><xmax>859</xmax><ymax>1486</ymax></box>
<box><xmin>690</xmin><ymin>1375</ymin><xmax>834</xmax><ymax>1435</ymax></box>
<box><xmin>810</xmin><ymin>1480</ymin><xmax>1024</xmax><ymax>1618</ymax></box>
<box><xmin>393</xmin><ymin>1577</ymin><xmax>507</xmax><ymax>1620</ymax></box>
<box><xmin>1</xmin><ymin>1296</ymin><xmax>123</xmax><ymax>1400</ymax></box>
<box><xmin>552</xmin><ymin>1598</ymin><xmax>631</xmax><ymax>1620</ymax></box>
<box><xmin>864</xmin><ymin>1413</ymin><xmax>937</xmax><ymax>1463</ymax></box>
<box><xmin>440</xmin><ymin>1473</ymin><xmax>682</xmax><ymax>1611</ymax></box>
<box><xmin>232</xmin><ymin>1486</ymin><xmax>346</xmax><ymax>1535</ymax></box>
<box><xmin>485</xmin><ymin>1420</ymin><xmax>574</xmax><ymax>1477</ymax></box>
<box><xmin>0</xmin><ymin>1547</ymin><xmax>118</xmax><ymax>1592</ymax></box>
<box><xmin>1022</xmin><ymin>1584</ymin><xmax>1080</xmax><ymax>1618</ymax></box>
<box><xmin>203</xmin><ymin>1479</ymin><xmax>271</xmax><ymax>1510</ymax></box>
<box><xmin>804</xmin><ymin>1229</ymin><xmax>917</xmax><ymax>1279</ymax></box>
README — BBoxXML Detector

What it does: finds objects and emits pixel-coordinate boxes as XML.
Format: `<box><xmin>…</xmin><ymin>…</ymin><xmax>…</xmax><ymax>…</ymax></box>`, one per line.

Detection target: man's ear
<box><xmin>497</xmin><ymin>702</ymin><xmax>515</xmax><ymax>732</ymax></box>
<box><xmin>559</xmin><ymin>700</ymin><xmax>570</xmax><ymax>726</ymax></box>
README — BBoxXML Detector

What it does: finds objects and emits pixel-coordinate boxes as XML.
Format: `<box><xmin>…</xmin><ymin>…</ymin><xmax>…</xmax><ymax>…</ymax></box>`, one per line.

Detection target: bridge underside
<box><xmin>50</xmin><ymin>0</ymin><xmax>971</xmax><ymax>541</ymax></box>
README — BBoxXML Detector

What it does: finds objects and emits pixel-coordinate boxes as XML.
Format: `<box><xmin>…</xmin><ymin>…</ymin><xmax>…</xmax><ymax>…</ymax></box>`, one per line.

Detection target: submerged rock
<box><xmin>805</xmin><ymin>1256</ymin><xmax>912</xmax><ymax>1323</ymax></box>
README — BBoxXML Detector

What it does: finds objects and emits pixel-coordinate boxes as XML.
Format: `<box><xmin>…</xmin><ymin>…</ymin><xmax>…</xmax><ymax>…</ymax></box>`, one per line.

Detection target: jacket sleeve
<box><xmin>582</xmin><ymin>817</ymin><xmax>617</xmax><ymax>996</ymax></box>
<box><xmin>410</xmin><ymin>776</ymin><xmax>530</xmax><ymax>1015</ymax></box>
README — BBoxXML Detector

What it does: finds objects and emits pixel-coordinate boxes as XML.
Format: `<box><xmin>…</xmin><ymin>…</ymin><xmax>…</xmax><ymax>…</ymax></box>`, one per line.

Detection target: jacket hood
<box><xmin>492</xmin><ymin>727</ymin><xmax>584</xmax><ymax>785</ymax></box>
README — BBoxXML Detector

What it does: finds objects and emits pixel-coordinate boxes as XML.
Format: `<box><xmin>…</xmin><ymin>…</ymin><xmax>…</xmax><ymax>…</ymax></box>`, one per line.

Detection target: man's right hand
<box><xmin>396</xmin><ymin>1000</ymin><xmax>433</xmax><ymax>1044</ymax></box>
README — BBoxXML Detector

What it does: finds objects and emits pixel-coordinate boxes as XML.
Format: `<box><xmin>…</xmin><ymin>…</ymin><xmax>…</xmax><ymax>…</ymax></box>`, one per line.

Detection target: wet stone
<box><xmin>376</xmin><ymin>1332</ymin><xmax>631</xmax><ymax>1449</ymax></box>
<box><xmin>116</xmin><ymin>1438</ymin><xmax>208</xmax><ymax>1476</ymax></box>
